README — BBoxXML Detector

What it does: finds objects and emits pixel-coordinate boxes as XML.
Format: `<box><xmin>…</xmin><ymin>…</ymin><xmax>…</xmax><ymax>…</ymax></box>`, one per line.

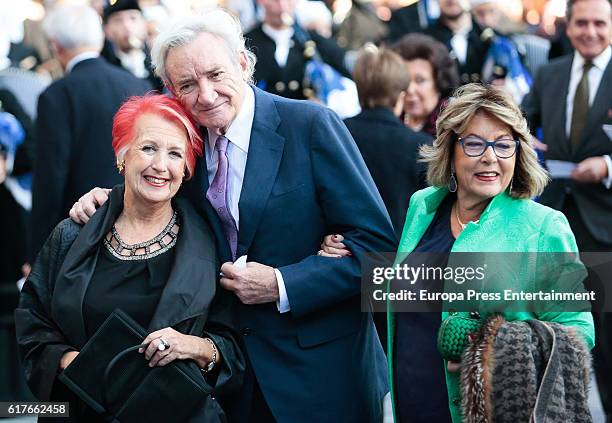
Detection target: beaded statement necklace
<box><xmin>104</xmin><ymin>211</ymin><xmax>179</xmax><ymax>261</ymax></box>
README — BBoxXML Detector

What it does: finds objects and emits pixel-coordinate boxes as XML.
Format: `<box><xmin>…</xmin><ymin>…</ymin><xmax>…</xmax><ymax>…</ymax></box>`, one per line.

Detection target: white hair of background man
<box><xmin>151</xmin><ymin>8</ymin><xmax>257</xmax><ymax>86</ymax></box>
<box><xmin>42</xmin><ymin>4</ymin><xmax>104</xmax><ymax>51</ymax></box>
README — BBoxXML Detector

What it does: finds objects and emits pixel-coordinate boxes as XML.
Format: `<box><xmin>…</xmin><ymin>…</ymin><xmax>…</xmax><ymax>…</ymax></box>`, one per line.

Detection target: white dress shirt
<box><xmin>565</xmin><ymin>47</ymin><xmax>612</xmax><ymax>188</ymax></box>
<box><xmin>450</xmin><ymin>22</ymin><xmax>472</xmax><ymax>66</ymax></box>
<box><xmin>115</xmin><ymin>48</ymin><xmax>149</xmax><ymax>79</ymax></box>
<box><xmin>262</xmin><ymin>24</ymin><xmax>295</xmax><ymax>68</ymax></box>
<box><xmin>205</xmin><ymin>85</ymin><xmax>291</xmax><ymax>312</ymax></box>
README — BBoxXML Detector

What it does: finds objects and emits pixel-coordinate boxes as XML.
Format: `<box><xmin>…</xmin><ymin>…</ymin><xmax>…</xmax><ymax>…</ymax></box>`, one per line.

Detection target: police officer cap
<box><xmin>103</xmin><ymin>0</ymin><xmax>142</xmax><ymax>22</ymax></box>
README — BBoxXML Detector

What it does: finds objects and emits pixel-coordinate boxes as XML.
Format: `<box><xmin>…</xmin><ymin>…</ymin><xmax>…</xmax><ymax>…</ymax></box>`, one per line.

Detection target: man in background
<box><xmin>522</xmin><ymin>0</ymin><xmax>612</xmax><ymax>418</ymax></box>
<box><xmin>101</xmin><ymin>0</ymin><xmax>162</xmax><ymax>91</ymax></box>
<box><xmin>424</xmin><ymin>0</ymin><xmax>489</xmax><ymax>83</ymax></box>
<box><xmin>246</xmin><ymin>0</ymin><xmax>350</xmax><ymax>100</ymax></box>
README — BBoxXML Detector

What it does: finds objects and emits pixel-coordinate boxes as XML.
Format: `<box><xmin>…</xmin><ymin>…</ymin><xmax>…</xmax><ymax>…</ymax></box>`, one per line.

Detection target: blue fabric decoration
<box><xmin>0</xmin><ymin>111</ymin><xmax>25</xmax><ymax>155</ymax></box>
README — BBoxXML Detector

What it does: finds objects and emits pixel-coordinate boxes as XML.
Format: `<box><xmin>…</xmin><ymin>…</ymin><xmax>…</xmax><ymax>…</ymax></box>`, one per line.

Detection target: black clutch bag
<box><xmin>59</xmin><ymin>309</ymin><xmax>214</xmax><ymax>422</ymax></box>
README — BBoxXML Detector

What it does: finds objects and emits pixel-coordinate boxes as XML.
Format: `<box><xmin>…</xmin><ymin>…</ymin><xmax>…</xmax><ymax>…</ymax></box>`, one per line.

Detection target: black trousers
<box><xmin>225</xmin><ymin>357</ymin><xmax>276</xmax><ymax>423</ymax></box>
<box><xmin>563</xmin><ymin>196</ymin><xmax>612</xmax><ymax>421</ymax></box>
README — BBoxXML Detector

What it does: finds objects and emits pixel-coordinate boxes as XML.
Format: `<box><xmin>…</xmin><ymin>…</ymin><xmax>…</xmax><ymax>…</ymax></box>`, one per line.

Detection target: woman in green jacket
<box><xmin>322</xmin><ymin>83</ymin><xmax>594</xmax><ymax>422</ymax></box>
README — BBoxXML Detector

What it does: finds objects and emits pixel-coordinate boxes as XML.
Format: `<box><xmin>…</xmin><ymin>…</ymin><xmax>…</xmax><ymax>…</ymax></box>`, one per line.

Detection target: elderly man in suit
<box><xmin>522</xmin><ymin>0</ymin><xmax>612</xmax><ymax>418</ymax></box>
<box><xmin>29</xmin><ymin>4</ymin><xmax>151</xmax><ymax>259</ymax></box>
<box><xmin>70</xmin><ymin>9</ymin><xmax>396</xmax><ymax>423</ymax></box>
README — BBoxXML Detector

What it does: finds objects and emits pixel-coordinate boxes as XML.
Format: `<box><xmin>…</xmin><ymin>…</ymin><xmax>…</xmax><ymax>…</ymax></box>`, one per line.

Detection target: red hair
<box><xmin>112</xmin><ymin>94</ymin><xmax>203</xmax><ymax>179</ymax></box>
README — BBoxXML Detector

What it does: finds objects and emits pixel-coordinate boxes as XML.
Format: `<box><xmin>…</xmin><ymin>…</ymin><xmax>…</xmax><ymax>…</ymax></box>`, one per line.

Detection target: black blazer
<box><xmin>344</xmin><ymin>107</ymin><xmax>431</xmax><ymax>239</ymax></box>
<box><xmin>424</xmin><ymin>19</ymin><xmax>489</xmax><ymax>84</ymax></box>
<box><xmin>100</xmin><ymin>39</ymin><xmax>164</xmax><ymax>92</ymax></box>
<box><xmin>246</xmin><ymin>24</ymin><xmax>350</xmax><ymax>100</ymax></box>
<box><xmin>387</xmin><ymin>2</ymin><xmax>430</xmax><ymax>42</ymax></box>
<box><xmin>30</xmin><ymin>57</ymin><xmax>151</xmax><ymax>260</ymax></box>
<box><xmin>522</xmin><ymin>55</ymin><xmax>612</xmax><ymax>244</ymax></box>
<box><xmin>16</xmin><ymin>186</ymin><xmax>244</xmax><ymax>422</ymax></box>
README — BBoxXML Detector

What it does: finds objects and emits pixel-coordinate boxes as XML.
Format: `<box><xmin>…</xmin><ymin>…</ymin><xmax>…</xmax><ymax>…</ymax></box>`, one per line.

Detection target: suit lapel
<box><xmin>237</xmin><ymin>88</ymin><xmax>285</xmax><ymax>256</ymax></box>
<box><xmin>577</xmin><ymin>60</ymin><xmax>612</xmax><ymax>154</ymax></box>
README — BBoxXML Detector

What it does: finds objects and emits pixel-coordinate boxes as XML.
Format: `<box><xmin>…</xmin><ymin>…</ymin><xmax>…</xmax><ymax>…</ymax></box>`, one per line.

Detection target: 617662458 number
<box><xmin>0</xmin><ymin>402</ymin><xmax>69</xmax><ymax>417</ymax></box>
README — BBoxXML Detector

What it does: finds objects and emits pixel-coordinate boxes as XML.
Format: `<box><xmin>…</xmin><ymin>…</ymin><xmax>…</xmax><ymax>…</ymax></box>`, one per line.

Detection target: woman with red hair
<box><xmin>15</xmin><ymin>94</ymin><xmax>244</xmax><ymax>422</ymax></box>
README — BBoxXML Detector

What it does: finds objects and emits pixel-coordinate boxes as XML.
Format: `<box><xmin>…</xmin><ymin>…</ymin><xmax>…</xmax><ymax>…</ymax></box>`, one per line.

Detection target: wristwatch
<box><xmin>201</xmin><ymin>338</ymin><xmax>217</xmax><ymax>373</ymax></box>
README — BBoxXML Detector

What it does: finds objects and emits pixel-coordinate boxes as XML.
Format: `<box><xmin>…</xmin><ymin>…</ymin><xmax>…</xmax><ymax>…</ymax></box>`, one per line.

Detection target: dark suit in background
<box><xmin>30</xmin><ymin>57</ymin><xmax>151</xmax><ymax>260</ymax></box>
<box><xmin>246</xmin><ymin>24</ymin><xmax>350</xmax><ymax>100</ymax></box>
<box><xmin>387</xmin><ymin>1</ymin><xmax>434</xmax><ymax>42</ymax></box>
<box><xmin>182</xmin><ymin>87</ymin><xmax>397</xmax><ymax>423</ymax></box>
<box><xmin>344</xmin><ymin>107</ymin><xmax>431</xmax><ymax>239</ymax></box>
<box><xmin>344</xmin><ymin>107</ymin><xmax>431</xmax><ymax>354</ymax></box>
<box><xmin>424</xmin><ymin>20</ymin><xmax>488</xmax><ymax>84</ymax></box>
<box><xmin>522</xmin><ymin>53</ymin><xmax>612</xmax><ymax>420</ymax></box>
<box><xmin>100</xmin><ymin>39</ymin><xmax>164</xmax><ymax>92</ymax></box>
<box><xmin>522</xmin><ymin>55</ymin><xmax>612</xmax><ymax>248</ymax></box>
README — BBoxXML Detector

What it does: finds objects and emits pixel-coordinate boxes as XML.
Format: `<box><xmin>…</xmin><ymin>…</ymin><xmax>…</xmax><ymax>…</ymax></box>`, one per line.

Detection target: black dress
<box><xmin>83</xmin><ymin>246</ymin><xmax>173</xmax><ymax>338</ymax></box>
<box><xmin>62</xmin><ymin>245</ymin><xmax>175</xmax><ymax>422</ymax></box>
<box><xmin>394</xmin><ymin>194</ymin><xmax>455</xmax><ymax>423</ymax></box>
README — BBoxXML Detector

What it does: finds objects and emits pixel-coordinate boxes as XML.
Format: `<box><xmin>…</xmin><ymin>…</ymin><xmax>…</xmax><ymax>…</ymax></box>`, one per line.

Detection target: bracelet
<box><xmin>201</xmin><ymin>338</ymin><xmax>217</xmax><ymax>373</ymax></box>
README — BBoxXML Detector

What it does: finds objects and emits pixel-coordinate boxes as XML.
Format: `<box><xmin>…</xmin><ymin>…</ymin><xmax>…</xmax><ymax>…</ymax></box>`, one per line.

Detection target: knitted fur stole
<box><xmin>460</xmin><ymin>315</ymin><xmax>592</xmax><ymax>423</ymax></box>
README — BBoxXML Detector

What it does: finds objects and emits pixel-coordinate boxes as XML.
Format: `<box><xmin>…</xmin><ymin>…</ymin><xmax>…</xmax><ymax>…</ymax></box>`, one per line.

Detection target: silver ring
<box><xmin>158</xmin><ymin>338</ymin><xmax>170</xmax><ymax>351</ymax></box>
<box><xmin>317</xmin><ymin>250</ymin><xmax>323</xmax><ymax>256</ymax></box>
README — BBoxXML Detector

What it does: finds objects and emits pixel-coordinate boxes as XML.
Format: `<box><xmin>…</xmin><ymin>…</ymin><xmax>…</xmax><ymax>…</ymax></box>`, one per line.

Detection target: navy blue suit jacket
<box><xmin>182</xmin><ymin>87</ymin><xmax>396</xmax><ymax>422</ymax></box>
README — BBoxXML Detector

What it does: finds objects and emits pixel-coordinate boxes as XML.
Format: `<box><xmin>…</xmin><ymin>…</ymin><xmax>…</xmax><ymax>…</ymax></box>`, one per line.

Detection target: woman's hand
<box><xmin>319</xmin><ymin>234</ymin><xmax>352</xmax><ymax>258</ymax></box>
<box><xmin>60</xmin><ymin>351</ymin><xmax>79</xmax><ymax>370</ymax></box>
<box><xmin>140</xmin><ymin>327</ymin><xmax>219</xmax><ymax>369</ymax></box>
<box><xmin>447</xmin><ymin>361</ymin><xmax>461</xmax><ymax>372</ymax></box>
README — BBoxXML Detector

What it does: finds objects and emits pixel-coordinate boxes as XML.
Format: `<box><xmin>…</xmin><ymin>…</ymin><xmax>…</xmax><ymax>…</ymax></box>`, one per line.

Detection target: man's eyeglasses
<box><xmin>457</xmin><ymin>135</ymin><xmax>519</xmax><ymax>159</ymax></box>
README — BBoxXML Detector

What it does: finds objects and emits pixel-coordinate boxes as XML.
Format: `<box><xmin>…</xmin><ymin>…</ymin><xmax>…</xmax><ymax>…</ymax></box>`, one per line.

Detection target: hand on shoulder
<box><xmin>69</xmin><ymin>187</ymin><xmax>111</xmax><ymax>224</ymax></box>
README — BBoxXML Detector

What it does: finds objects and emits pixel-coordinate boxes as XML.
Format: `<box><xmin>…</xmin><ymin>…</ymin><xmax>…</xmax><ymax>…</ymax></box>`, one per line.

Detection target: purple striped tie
<box><xmin>206</xmin><ymin>135</ymin><xmax>238</xmax><ymax>259</ymax></box>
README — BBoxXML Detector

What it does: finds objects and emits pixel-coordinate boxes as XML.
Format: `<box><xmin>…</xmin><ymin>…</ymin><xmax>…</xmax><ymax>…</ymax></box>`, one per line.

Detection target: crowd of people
<box><xmin>0</xmin><ymin>0</ymin><xmax>611</xmax><ymax>422</ymax></box>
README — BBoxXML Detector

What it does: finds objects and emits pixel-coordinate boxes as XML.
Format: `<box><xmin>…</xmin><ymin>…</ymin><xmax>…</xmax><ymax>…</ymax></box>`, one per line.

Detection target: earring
<box><xmin>508</xmin><ymin>177</ymin><xmax>514</xmax><ymax>195</ymax></box>
<box><xmin>449</xmin><ymin>165</ymin><xmax>458</xmax><ymax>193</ymax></box>
<box><xmin>117</xmin><ymin>160</ymin><xmax>125</xmax><ymax>174</ymax></box>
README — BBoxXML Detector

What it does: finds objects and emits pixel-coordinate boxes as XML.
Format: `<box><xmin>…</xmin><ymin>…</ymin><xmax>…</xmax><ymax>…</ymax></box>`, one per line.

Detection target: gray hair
<box><xmin>42</xmin><ymin>4</ymin><xmax>104</xmax><ymax>51</ymax></box>
<box><xmin>151</xmin><ymin>8</ymin><xmax>257</xmax><ymax>86</ymax></box>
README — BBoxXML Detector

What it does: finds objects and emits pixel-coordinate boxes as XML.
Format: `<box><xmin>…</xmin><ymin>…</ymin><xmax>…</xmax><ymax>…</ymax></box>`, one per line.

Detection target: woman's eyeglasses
<box><xmin>457</xmin><ymin>136</ymin><xmax>519</xmax><ymax>159</ymax></box>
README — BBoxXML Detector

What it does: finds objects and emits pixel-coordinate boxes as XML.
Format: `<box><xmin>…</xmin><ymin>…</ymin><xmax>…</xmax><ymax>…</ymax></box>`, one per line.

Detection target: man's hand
<box><xmin>69</xmin><ymin>187</ymin><xmax>111</xmax><ymax>224</ymax></box>
<box><xmin>220</xmin><ymin>261</ymin><xmax>279</xmax><ymax>304</ymax></box>
<box><xmin>571</xmin><ymin>156</ymin><xmax>608</xmax><ymax>184</ymax></box>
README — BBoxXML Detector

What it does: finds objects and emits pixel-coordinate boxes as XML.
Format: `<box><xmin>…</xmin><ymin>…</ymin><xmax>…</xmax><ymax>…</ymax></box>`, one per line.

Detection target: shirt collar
<box><xmin>66</xmin><ymin>51</ymin><xmax>99</xmax><ymax>73</ymax></box>
<box><xmin>261</xmin><ymin>23</ymin><xmax>294</xmax><ymax>43</ymax></box>
<box><xmin>572</xmin><ymin>46</ymin><xmax>612</xmax><ymax>73</ymax></box>
<box><xmin>207</xmin><ymin>84</ymin><xmax>255</xmax><ymax>154</ymax></box>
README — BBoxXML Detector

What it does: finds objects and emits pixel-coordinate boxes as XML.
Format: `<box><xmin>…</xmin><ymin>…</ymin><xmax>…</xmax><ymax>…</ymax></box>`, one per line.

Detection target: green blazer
<box><xmin>387</xmin><ymin>186</ymin><xmax>595</xmax><ymax>422</ymax></box>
